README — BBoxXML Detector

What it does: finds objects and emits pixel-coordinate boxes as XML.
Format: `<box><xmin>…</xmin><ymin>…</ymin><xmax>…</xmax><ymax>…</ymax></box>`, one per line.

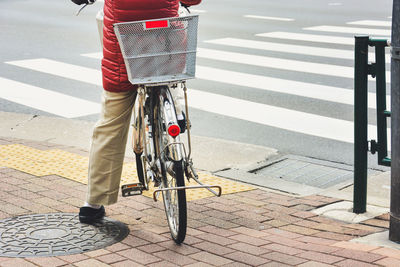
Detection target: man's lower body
<box><xmin>79</xmin><ymin>89</ymin><xmax>137</xmax><ymax>223</ymax></box>
<box><xmin>78</xmin><ymin>86</ymin><xmax>184</xmax><ymax>224</ymax></box>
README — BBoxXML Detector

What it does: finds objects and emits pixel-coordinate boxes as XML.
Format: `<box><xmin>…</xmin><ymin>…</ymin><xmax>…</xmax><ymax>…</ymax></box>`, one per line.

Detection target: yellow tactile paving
<box><xmin>0</xmin><ymin>144</ymin><xmax>255</xmax><ymax>201</ymax></box>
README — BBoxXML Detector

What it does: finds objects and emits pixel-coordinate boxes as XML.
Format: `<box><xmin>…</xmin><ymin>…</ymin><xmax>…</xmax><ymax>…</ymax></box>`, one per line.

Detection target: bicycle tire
<box><xmin>161</xmin><ymin>159</ymin><xmax>187</xmax><ymax>244</ymax></box>
<box><xmin>152</xmin><ymin>86</ymin><xmax>187</xmax><ymax>244</ymax></box>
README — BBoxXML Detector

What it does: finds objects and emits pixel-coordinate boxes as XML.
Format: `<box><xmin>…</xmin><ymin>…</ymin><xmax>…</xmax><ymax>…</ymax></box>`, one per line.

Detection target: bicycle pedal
<box><xmin>121</xmin><ymin>183</ymin><xmax>145</xmax><ymax>197</ymax></box>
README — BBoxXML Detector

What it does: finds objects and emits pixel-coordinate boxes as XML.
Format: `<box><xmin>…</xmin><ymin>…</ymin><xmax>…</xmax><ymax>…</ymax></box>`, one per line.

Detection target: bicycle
<box><xmin>113</xmin><ymin>15</ymin><xmax>222</xmax><ymax>244</ymax></box>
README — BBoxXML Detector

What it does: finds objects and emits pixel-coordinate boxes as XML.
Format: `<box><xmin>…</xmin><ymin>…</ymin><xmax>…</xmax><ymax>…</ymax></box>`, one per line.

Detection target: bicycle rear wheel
<box><xmin>152</xmin><ymin>86</ymin><xmax>187</xmax><ymax>244</ymax></box>
<box><xmin>161</xmin><ymin>159</ymin><xmax>187</xmax><ymax>244</ymax></box>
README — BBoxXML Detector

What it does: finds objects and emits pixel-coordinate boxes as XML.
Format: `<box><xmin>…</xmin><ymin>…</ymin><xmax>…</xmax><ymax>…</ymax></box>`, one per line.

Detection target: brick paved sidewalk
<box><xmin>0</xmin><ymin>137</ymin><xmax>399</xmax><ymax>267</ymax></box>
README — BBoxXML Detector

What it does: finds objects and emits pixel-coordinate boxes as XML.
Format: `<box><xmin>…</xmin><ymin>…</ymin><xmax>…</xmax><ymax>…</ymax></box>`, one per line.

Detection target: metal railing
<box><xmin>353</xmin><ymin>36</ymin><xmax>390</xmax><ymax>214</ymax></box>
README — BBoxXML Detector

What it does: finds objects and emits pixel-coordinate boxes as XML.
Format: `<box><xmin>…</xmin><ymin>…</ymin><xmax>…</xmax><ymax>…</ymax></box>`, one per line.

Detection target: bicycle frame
<box><xmin>121</xmin><ymin>90</ymin><xmax>224</xmax><ymax>243</ymax></box>
<box><xmin>110</xmin><ymin>14</ymin><xmax>222</xmax><ymax>244</ymax></box>
<box><xmin>131</xmin><ymin>82</ymin><xmax>222</xmax><ymax>199</ymax></box>
<box><xmin>133</xmin><ymin>84</ymin><xmax>183</xmax><ymax>167</ymax></box>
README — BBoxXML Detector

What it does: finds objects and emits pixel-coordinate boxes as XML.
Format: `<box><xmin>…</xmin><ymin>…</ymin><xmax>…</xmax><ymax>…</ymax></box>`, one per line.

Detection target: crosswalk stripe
<box><xmin>243</xmin><ymin>15</ymin><xmax>294</xmax><ymax>21</ymax></box>
<box><xmin>86</xmin><ymin>42</ymin><xmax>389</xmax><ymax>63</ymax></box>
<box><xmin>85</xmin><ymin>37</ymin><xmax>391</xmax><ymax>63</ymax></box>
<box><xmin>187</xmin><ymin>89</ymin><xmax>381</xmax><ymax>144</ymax></box>
<box><xmin>304</xmin><ymin>25</ymin><xmax>391</xmax><ymax>36</ymax></box>
<box><xmin>197</xmin><ymin>48</ymin><xmax>390</xmax><ymax>80</ymax></box>
<box><xmin>204</xmin><ymin>38</ymin><xmax>391</xmax><ymax>61</ymax></box>
<box><xmin>6</xmin><ymin>59</ymin><xmax>102</xmax><ymax>86</ymax></box>
<box><xmin>8</xmin><ymin>58</ymin><xmax>389</xmax><ymax>109</ymax></box>
<box><xmin>347</xmin><ymin>20</ymin><xmax>392</xmax><ymax>27</ymax></box>
<box><xmin>3</xmin><ymin>58</ymin><xmax>387</xmax><ymax>144</ymax></box>
<box><xmin>81</xmin><ymin>52</ymin><xmax>102</xmax><ymax>59</ymax></box>
<box><xmin>190</xmin><ymin>9</ymin><xmax>207</xmax><ymax>13</ymax></box>
<box><xmin>195</xmin><ymin>65</ymin><xmax>389</xmax><ymax>109</ymax></box>
<box><xmin>0</xmin><ymin>77</ymin><xmax>100</xmax><ymax>118</ymax></box>
<box><xmin>256</xmin><ymin>32</ymin><xmax>355</xmax><ymax>45</ymax></box>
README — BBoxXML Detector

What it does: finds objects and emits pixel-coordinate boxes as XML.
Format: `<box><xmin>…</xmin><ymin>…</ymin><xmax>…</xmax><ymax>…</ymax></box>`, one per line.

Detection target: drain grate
<box><xmin>0</xmin><ymin>213</ymin><xmax>129</xmax><ymax>258</ymax></box>
<box><xmin>252</xmin><ymin>156</ymin><xmax>354</xmax><ymax>189</ymax></box>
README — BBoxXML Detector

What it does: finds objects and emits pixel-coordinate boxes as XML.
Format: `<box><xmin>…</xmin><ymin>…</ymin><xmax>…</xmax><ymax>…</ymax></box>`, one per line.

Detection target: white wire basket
<box><xmin>114</xmin><ymin>15</ymin><xmax>199</xmax><ymax>85</ymax></box>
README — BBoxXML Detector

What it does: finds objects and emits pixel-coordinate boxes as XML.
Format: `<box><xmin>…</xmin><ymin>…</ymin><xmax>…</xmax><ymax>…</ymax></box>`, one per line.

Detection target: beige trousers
<box><xmin>86</xmin><ymin>90</ymin><xmax>137</xmax><ymax>205</ymax></box>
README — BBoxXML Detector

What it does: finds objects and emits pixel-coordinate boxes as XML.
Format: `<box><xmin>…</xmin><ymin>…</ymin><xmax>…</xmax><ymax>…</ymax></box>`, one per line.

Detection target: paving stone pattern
<box><xmin>0</xmin><ymin>137</ymin><xmax>397</xmax><ymax>266</ymax></box>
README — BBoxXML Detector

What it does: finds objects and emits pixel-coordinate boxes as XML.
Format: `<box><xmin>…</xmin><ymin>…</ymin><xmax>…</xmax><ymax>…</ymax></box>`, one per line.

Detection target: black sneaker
<box><xmin>79</xmin><ymin>206</ymin><xmax>105</xmax><ymax>224</ymax></box>
<box><xmin>178</xmin><ymin>112</ymin><xmax>186</xmax><ymax>133</ymax></box>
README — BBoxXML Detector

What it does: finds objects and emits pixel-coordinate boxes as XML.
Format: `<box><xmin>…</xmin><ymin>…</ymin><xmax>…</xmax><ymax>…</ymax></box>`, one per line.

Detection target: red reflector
<box><xmin>145</xmin><ymin>20</ymin><xmax>169</xmax><ymax>29</ymax></box>
<box><xmin>168</xmin><ymin>124</ymin><xmax>180</xmax><ymax>137</ymax></box>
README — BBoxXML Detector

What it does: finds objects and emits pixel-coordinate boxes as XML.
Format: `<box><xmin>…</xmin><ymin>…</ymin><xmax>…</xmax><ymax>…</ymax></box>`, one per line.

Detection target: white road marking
<box><xmin>256</xmin><ymin>32</ymin><xmax>355</xmax><ymax>45</ymax></box>
<box><xmin>190</xmin><ymin>9</ymin><xmax>207</xmax><ymax>13</ymax></box>
<box><xmin>0</xmin><ymin>77</ymin><xmax>100</xmax><ymax>118</ymax></box>
<box><xmin>347</xmin><ymin>20</ymin><xmax>392</xmax><ymax>27</ymax></box>
<box><xmin>3</xmin><ymin>58</ymin><xmax>388</xmax><ymax>144</ymax></box>
<box><xmin>195</xmin><ymin>65</ymin><xmax>389</xmax><ymax>109</ymax></box>
<box><xmin>187</xmin><ymin>89</ymin><xmax>380</xmax><ymax>144</ymax></box>
<box><xmin>304</xmin><ymin>25</ymin><xmax>391</xmax><ymax>36</ymax></box>
<box><xmin>81</xmin><ymin>52</ymin><xmax>102</xmax><ymax>59</ymax></box>
<box><xmin>16</xmin><ymin>57</ymin><xmax>388</xmax><ymax>110</ymax></box>
<box><xmin>243</xmin><ymin>15</ymin><xmax>294</xmax><ymax>21</ymax></box>
<box><xmin>204</xmin><ymin>38</ymin><xmax>390</xmax><ymax>61</ymax></box>
<box><xmin>6</xmin><ymin>59</ymin><xmax>102</xmax><ymax>86</ymax></box>
<box><xmin>196</xmin><ymin>48</ymin><xmax>390</xmax><ymax>80</ymax></box>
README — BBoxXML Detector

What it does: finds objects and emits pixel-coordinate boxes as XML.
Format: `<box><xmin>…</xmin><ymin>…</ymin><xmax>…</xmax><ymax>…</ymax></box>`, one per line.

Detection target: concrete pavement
<box><xmin>0</xmin><ymin>111</ymin><xmax>278</xmax><ymax>173</ymax></box>
<box><xmin>0</xmin><ymin>111</ymin><xmax>399</xmax><ymax>266</ymax></box>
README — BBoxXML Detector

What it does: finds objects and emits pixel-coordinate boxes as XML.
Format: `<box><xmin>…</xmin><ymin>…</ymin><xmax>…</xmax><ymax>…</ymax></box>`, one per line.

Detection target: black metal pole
<box><xmin>353</xmin><ymin>36</ymin><xmax>369</xmax><ymax>214</ymax></box>
<box><xmin>374</xmin><ymin>40</ymin><xmax>389</xmax><ymax>166</ymax></box>
<box><xmin>390</xmin><ymin>0</ymin><xmax>400</xmax><ymax>242</ymax></box>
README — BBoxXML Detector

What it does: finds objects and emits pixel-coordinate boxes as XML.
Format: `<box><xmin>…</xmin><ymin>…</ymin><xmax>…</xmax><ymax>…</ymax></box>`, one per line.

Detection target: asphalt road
<box><xmin>0</xmin><ymin>0</ymin><xmax>393</xmax><ymax>170</ymax></box>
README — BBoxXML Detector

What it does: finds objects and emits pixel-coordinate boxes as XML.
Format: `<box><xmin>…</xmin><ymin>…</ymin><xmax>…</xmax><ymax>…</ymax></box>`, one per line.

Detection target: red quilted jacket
<box><xmin>102</xmin><ymin>0</ymin><xmax>179</xmax><ymax>92</ymax></box>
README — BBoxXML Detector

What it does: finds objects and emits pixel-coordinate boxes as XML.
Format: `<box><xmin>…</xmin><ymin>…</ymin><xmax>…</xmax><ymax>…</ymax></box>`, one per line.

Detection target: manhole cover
<box><xmin>0</xmin><ymin>213</ymin><xmax>129</xmax><ymax>257</ymax></box>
